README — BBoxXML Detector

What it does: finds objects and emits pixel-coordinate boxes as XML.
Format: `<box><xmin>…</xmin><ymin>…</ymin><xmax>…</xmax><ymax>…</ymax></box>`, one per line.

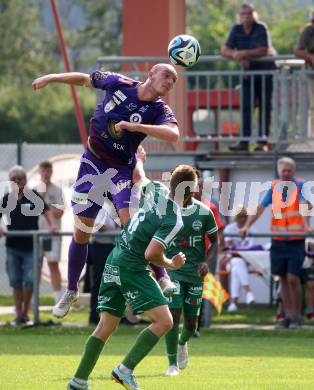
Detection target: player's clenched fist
<box><xmin>32</xmin><ymin>75</ymin><xmax>51</xmax><ymax>90</ymax></box>
<box><xmin>170</xmin><ymin>252</ymin><xmax>186</xmax><ymax>270</ymax></box>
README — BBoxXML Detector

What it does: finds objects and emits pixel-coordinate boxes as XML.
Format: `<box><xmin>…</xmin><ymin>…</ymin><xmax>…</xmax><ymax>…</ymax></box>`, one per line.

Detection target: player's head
<box><xmin>39</xmin><ymin>160</ymin><xmax>53</xmax><ymax>183</ymax></box>
<box><xmin>170</xmin><ymin>164</ymin><xmax>198</xmax><ymax>206</ymax></box>
<box><xmin>277</xmin><ymin>157</ymin><xmax>296</xmax><ymax>181</ymax></box>
<box><xmin>148</xmin><ymin>63</ymin><xmax>178</xmax><ymax>96</ymax></box>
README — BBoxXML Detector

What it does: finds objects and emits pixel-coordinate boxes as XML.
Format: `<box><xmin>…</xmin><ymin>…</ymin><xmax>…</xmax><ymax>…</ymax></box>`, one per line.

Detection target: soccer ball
<box><xmin>168</xmin><ymin>35</ymin><xmax>201</xmax><ymax>68</ymax></box>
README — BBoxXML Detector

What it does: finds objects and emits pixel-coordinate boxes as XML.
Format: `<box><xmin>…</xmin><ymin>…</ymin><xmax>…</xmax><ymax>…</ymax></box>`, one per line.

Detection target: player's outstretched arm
<box><xmin>145</xmin><ymin>240</ymin><xmax>185</xmax><ymax>270</ymax></box>
<box><xmin>32</xmin><ymin>72</ymin><xmax>91</xmax><ymax>90</ymax></box>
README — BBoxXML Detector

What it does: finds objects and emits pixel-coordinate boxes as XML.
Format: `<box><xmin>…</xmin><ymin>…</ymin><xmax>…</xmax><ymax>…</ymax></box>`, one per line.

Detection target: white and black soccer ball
<box><xmin>168</xmin><ymin>34</ymin><xmax>201</xmax><ymax>68</ymax></box>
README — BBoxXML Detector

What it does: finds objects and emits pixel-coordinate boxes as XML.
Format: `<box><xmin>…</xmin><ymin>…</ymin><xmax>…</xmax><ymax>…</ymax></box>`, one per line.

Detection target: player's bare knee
<box><xmin>92</xmin><ymin>324</ymin><xmax>107</xmax><ymax>341</ymax></box>
<box><xmin>92</xmin><ymin>318</ymin><xmax>115</xmax><ymax>342</ymax></box>
<box><xmin>73</xmin><ymin>215</ymin><xmax>95</xmax><ymax>243</ymax></box>
<box><xmin>160</xmin><ymin>315</ymin><xmax>173</xmax><ymax>333</ymax></box>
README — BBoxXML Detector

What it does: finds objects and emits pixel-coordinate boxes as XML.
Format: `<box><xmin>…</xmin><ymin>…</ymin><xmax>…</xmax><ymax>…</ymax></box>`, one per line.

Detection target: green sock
<box><xmin>179</xmin><ymin>325</ymin><xmax>195</xmax><ymax>345</ymax></box>
<box><xmin>122</xmin><ymin>328</ymin><xmax>159</xmax><ymax>370</ymax></box>
<box><xmin>165</xmin><ymin>323</ymin><xmax>179</xmax><ymax>366</ymax></box>
<box><xmin>74</xmin><ymin>336</ymin><xmax>105</xmax><ymax>380</ymax></box>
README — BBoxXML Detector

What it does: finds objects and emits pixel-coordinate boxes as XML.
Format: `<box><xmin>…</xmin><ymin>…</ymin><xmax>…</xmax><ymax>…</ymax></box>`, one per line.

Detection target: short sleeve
<box><xmin>295</xmin><ymin>28</ymin><xmax>309</xmax><ymax>50</ymax></box>
<box><xmin>255</xmin><ymin>24</ymin><xmax>269</xmax><ymax>48</ymax></box>
<box><xmin>90</xmin><ymin>71</ymin><xmax>120</xmax><ymax>90</ymax></box>
<box><xmin>54</xmin><ymin>186</ymin><xmax>65</xmax><ymax>209</ymax></box>
<box><xmin>225</xmin><ymin>25</ymin><xmax>237</xmax><ymax>49</ymax></box>
<box><xmin>260</xmin><ymin>186</ymin><xmax>272</xmax><ymax>207</ymax></box>
<box><xmin>153</xmin><ymin>212</ymin><xmax>183</xmax><ymax>249</ymax></box>
<box><xmin>205</xmin><ymin>210</ymin><xmax>218</xmax><ymax>236</ymax></box>
<box><xmin>154</xmin><ymin>104</ymin><xmax>177</xmax><ymax>125</ymax></box>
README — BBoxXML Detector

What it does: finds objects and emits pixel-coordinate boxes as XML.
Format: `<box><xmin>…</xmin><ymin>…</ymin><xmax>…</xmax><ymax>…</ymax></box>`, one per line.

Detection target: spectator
<box><xmin>0</xmin><ymin>166</ymin><xmax>56</xmax><ymax>326</ymax></box>
<box><xmin>240</xmin><ymin>157</ymin><xmax>313</xmax><ymax>329</ymax></box>
<box><xmin>87</xmin><ymin>204</ymin><xmax>119</xmax><ymax>325</ymax></box>
<box><xmin>221</xmin><ymin>3</ymin><xmax>276</xmax><ymax>152</ymax></box>
<box><xmin>294</xmin><ymin>10</ymin><xmax>314</xmax><ymax>137</ymax></box>
<box><xmin>223</xmin><ymin>206</ymin><xmax>255</xmax><ymax>312</ymax></box>
<box><xmin>35</xmin><ymin>161</ymin><xmax>64</xmax><ymax>304</ymax></box>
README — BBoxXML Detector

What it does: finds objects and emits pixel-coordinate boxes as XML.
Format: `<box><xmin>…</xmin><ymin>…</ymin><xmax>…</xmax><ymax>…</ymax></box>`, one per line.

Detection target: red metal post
<box><xmin>50</xmin><ymin>0</ymin><xmax>88</xmax><ymax>145</ymax></box>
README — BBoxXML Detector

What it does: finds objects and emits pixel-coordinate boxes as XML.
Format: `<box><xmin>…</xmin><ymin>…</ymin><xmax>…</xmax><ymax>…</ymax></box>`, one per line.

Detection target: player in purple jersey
<box><xmin>32</xmin><ymin>64</ymin><xmax>180</xmax><ymax>317</ymax></box>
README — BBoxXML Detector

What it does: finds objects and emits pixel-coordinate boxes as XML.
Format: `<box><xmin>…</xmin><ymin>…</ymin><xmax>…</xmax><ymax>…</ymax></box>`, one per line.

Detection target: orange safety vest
<box><xmin>271</xmin><ymin>178</ymin><xmax>305</xmax><ymax>240</ymax></box>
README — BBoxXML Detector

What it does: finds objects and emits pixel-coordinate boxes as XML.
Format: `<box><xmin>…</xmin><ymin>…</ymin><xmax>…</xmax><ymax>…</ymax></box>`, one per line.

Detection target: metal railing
<box><xmin>97</xmin><ymin>55</ymin><xmax>314</xmax><ymax>149</ymax></box>
<box><xmin>1</xmin><ymin>230</ymin><xmax>119</xmax><ymax>325</ymax></box>
<box><xmin>1</xmin><ymin>229</ymin><xmax>312</xmax><ymax>325</ymax></box>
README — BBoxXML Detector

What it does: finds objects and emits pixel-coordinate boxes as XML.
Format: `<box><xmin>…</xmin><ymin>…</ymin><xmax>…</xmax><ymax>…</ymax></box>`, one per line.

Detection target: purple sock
<box><xmin>150</xmin><ymin>263</ymin><xmax>168</xmax><ymax>280</ymax></box>
<box><xmin>67</xmin><ymin>239</ymin><xmax>88</xmax><ymax>291</ymax></box>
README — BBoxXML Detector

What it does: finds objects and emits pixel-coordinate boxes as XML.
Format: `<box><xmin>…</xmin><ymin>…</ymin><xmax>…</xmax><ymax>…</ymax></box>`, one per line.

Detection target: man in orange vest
<box><xmin>240</xmin><ymin>157</ymin><xmax>313</xmax><ymax>329</ymax></box>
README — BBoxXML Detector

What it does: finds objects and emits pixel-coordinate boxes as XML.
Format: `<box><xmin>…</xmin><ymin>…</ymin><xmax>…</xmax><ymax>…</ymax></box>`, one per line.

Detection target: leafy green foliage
<box><xmin>0</xmin><ymin>0</ymin><xmax>121</xmax><ymax>143</ymax></box>
<box><xmin>0</xmin><ymin>81</ymin><xmax>95</xmax><ymax>143</ymax></box>
<box><xmin>187</xmin><ymin>0</ymin><xmax>310</xmax><ymax>62</ymax></box>
<box><xmin>0</xmin><ymin>0</ymin><xmax>55</xmax><ymax>82</ymax></box>
<box><xmin>73</xmin><ymin>0</ymin><xmax>122</xmax><ymax>69</ymax></box>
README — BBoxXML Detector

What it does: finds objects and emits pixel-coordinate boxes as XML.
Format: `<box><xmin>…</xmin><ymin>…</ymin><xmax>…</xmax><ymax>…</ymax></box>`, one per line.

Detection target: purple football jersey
<box><xmin>89</xmin><ymin>71</ymin><xmax>177</xmax><ymax>168</ymax></box>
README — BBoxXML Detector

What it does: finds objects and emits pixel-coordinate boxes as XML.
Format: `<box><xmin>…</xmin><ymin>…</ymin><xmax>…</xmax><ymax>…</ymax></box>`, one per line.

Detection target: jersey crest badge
<box><xmin>130</xmin><ymin>113</ymin><xmax>142</xmax><ymax>123</ymax></box>
<box><xmin>192</xmin><ymin>220</ymin><xmax>202</xmax><ymax>231</ymax></box>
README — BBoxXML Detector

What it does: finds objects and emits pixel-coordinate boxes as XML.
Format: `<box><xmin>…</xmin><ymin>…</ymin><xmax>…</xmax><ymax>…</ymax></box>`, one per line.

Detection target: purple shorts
<box><xmin>71</xmin><ymin>149</ymin><xmax>135</xmax><ymax>219</ymax></box>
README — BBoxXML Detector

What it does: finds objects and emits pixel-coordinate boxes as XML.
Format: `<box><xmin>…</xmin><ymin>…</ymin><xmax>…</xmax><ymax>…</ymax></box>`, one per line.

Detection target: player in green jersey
<box><xmin>67</xmin><ymin>164</ymin><xmax>198</xmax><ymax>390</ymax></box>
<box><xmin>164</xmin><ymin>168</ymin><xmax>219</xmax><ymax>376</ymax></box>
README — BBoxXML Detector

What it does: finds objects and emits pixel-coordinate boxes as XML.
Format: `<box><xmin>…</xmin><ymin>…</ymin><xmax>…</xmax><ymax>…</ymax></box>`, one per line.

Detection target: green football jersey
<box><xmin>166</xmin><ymin>198</ymin><xmax>218</xmax><ymax>283</ymax></box>
<box><xmin>110</xmin><ymin>180</ymin><xmax>183</xmax><ymax>271</ymax></box>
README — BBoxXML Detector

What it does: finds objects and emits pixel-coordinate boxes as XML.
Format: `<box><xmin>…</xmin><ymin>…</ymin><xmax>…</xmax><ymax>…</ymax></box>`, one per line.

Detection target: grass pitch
<box><xmin>1</xmin><ymin>325</ymin><xmax>314</xmax><ymax>390</ymax></box>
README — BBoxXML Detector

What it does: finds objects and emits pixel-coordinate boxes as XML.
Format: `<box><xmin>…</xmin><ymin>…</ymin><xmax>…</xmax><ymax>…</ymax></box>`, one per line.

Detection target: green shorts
<box><xmin>166</xmin><ymin>279</ymin><xmax>203</xmax><ymax>317</ymax></box>
<box><xmin>97</xmin><ymin>263</ymin><xmax>168</xmax><ymax>317</ymax></box>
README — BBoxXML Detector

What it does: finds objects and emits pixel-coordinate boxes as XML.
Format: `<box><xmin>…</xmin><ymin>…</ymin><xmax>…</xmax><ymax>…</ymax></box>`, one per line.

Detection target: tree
<box><xmin>187</xmin><ymin>0</ymin><xmax>309</xmax><ymax>59</ymax></box>
<box><xmin>0</xmin><ymin>0</ymin><xmax>122</xmax><ymax>143</ymax></box>
<box><xmin>187</xmin><ymin>0</ymin><xmax>237</xmax><ymax>57</ymax></box>
<box><xmin>259</xmin><ymin>2</ymin><xmax>307</xmax><ymax>54</ymax></box>
<box><xmin>68</xmin><ymin>0</ymin><xmax>122</xmax><ymax>70</ymax></box>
